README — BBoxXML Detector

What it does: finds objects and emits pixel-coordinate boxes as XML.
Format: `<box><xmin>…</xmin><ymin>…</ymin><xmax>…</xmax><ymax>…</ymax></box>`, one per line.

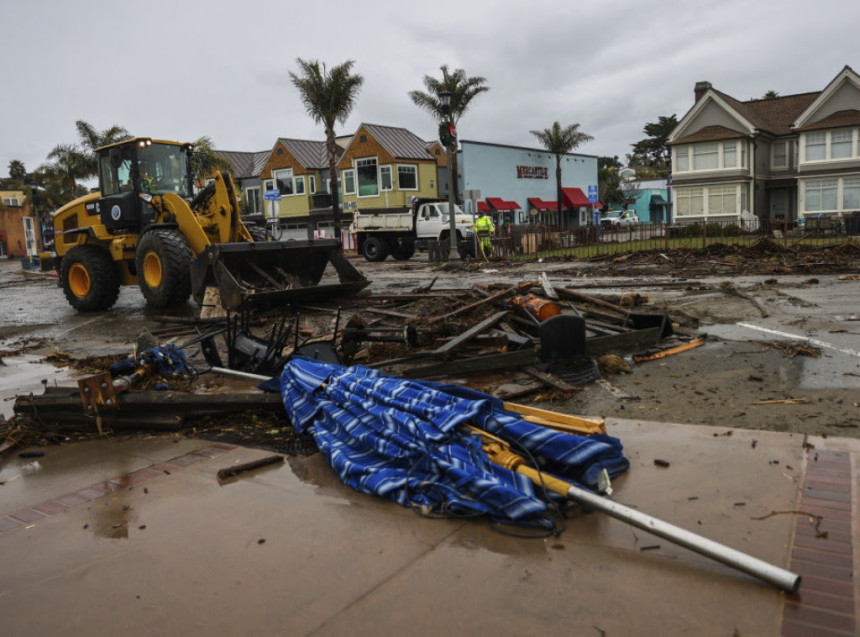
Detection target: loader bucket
<box><xmin>190</xmin><ymin>239</ymin><xmax>370</xmax><ymax>311</ymax></box>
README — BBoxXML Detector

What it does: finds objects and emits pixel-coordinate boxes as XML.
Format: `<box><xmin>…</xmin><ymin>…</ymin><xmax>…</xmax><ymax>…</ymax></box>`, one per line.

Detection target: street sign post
<box><xmin>263</xmin><ymin>189</ymin><xmax>282</xmax><ymax>201</ymax></box>
<box><xmin>587</xmin><ymin>185</ymin><xmax>598</xmax><ymax>204</ymax></box>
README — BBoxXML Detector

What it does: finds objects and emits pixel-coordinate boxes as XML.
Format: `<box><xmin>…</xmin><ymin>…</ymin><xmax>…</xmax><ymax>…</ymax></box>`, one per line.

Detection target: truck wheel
<box><xmin>60</xmin><ymin>245</ymin><xmax>120</xmax><ymax>312</ymax></box>
<box><xmin>136</xmin><ymin>229</ymin><xmax>193</xmax><ymax>309</ymax></box>
<box><xmin>391</xmin><ymin>239</ymin><xmax>415</xmax><ymax>260</ymax></box>
<box><xmin>362</xmin><ymin>237</ymin><xmax>389</xmax><ymax>262</ymax></box>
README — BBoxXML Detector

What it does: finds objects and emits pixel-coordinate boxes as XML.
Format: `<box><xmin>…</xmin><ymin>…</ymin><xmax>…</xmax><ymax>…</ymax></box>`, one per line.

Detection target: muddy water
<box><xmin>0</xmin><ymin>355</ymin><xmax>70</xmax><ymax>419</ymax></box>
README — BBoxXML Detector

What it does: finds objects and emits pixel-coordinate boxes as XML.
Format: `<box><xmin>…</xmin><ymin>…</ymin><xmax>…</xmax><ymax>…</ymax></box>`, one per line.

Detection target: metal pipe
<box><xmin>209</xmin><ymin>366</ymin><xmax>271</xmax><ymax>383</ymax></box>
<box><xmin>565</xmin><ymin>483</ymin><xmax>801</xmax><ymax>593</ymax></box>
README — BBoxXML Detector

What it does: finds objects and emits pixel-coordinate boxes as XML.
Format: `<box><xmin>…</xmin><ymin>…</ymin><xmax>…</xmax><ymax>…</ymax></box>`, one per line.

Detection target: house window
<box><xmin>380</xmin><ymin>166</ymin><xmax>393</xmax><ymax>191</ymax></box>
<box><xmin>309</xmin><ymin>176</ymin><xmax>316</xmax><ymax>194</ymax></box>
<box><xmin>294</xmin><ymin>176</ymin><xmax>305</xmax><ymax>195</ymax></box>
<box><xmin>843</xmin><ymin>177</ymin><xmax>860</xmax><ymax>210</ymax></box>
<box><xmin>805</xmin><ymin>179</ymin><xmax>838</xmax><ymax>211</ymax></box>
<box><xmin>398</xmin><ymin>165</ymin><xmax>418</xmax><ymax>190</ymax></box>
<box><xmin>263</xmin><ymin>178</ymin><xmax>274</xmax><ymax>192</ymax></box>
<box><xmin>805</xmin><ymin>133</ymin><xmax>826</xmax><ymax>161</ymax></box>
<box><xmin>245</xmin><ymin>188</ymin><xmax>261</xmax><ymax>214</ymax></box>
<box><xmin>693</xmin><ymin>143</ymin><xmax>718</xmax><ymax>170</ymax></box>
<box><xmin>772</xmin><ymin>142</ymin><xmax>787</xmax><ymax>169</ymax></box>
<box><xmin>831</xmin><ymin>129</ymin><xmax>852</xmax><ymax>159</ymax></box>
<box><xmin>342</xmin><ymin>169</ymin><xmax>356</xmax><ymax>195</ymax></box>
<box><xmin>578</xmin><ymin>208</ymin><xmax>589</xmax><ymax>225</ymax></box>
<box><xmin>676</xmin><ymin>147</ymin><xmax>689</xmax><ymax>172</ymax></box>
<box><xmin>2</xmin><ymin>197</ymin><xmax>20</xmax><ymax>207</ymax></box>
<box><xmin>273</xmin><ymin>168</ymin><xmax>293</xmax><ymax>196</ymax></box>
<box><xmin>723</xmin><ymin>142</ymin><xmax>737</xmax><ymax>168</ymax></box>
<box><xmin>675</xmin><ymin>187</ymin><xmax>703</xmax><ymax>217</ymax></box>
<box><xmin>708</xmin><ymin>185</ymin><xmax>736</xmax><ymax>215</ymax></box>
<box><xmin>356</xmin><ymin>158</ymin><xmax>378</xmax><ymax>197</ymax></box>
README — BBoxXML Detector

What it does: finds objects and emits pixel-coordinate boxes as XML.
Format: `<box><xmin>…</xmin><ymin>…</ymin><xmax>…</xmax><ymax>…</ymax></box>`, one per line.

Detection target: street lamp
<box><xmin>438</xmin><ymin>91</ymin><xmax>459</xmax><ymax>260</ymax></box>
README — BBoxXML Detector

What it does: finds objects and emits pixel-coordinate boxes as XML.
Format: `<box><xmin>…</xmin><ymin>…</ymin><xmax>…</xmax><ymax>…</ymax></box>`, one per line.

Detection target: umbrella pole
<box><xmin>477</xmin><ymin>436</ymin><xmax>801</xmax><ymax>593</ymax></box>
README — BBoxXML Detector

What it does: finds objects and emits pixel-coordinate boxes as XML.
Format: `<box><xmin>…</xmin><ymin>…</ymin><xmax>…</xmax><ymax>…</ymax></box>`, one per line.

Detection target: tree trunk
<box><xmin>556</xmin><ymin>157</ymin><xmax>563</xmax><ymax>230</ymax></box>
<box><xmin>326</xmin><ymin>130</ymin><xmax>341</xmax><ymax>240</ymax></box>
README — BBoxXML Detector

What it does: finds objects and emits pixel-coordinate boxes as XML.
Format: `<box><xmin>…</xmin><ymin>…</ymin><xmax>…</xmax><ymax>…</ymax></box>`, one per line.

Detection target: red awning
<box><xmin>486</xmin><ymin>197</ymin><xmax>521</xmax><ymax>212</ymax></box>
<box><xmin>561</xmin><ymin>187</ymin><xmax>591</xmax><ymax>208</ymax></box>
<box><xmin>477</xmin><ymin>201</ymin><xmax>491</xmax><ymax>213</ymax></box>
<box><xmin>527</xmin><ymin>197</ymin><xmax>557</xmax><ymax>211</ymax></box>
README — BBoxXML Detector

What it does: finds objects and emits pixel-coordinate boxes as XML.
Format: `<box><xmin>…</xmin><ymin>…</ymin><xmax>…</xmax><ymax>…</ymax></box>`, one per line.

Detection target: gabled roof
<box><xmin>360</xmin><ymin>124</ymin><xmax>434</xmax><ymax>160</ymax></box>
<box><xmin>794</xmin><ymin>109</ymin><xmax>860</xmax><ymax>132</ymax></box>
<box><xmin>712</xmin><ymin>90</ymin><xmax>819</xmax><ymax>136</ymax></box>
<box><xmin>793</xmin><ymin>65</ymin><xmax>860</xmax><ymax>129</ymax></box>
<box><xmin>216</xmin><ymin>150</ymin><xmax>270</xmax><ymax>179</ymax></box>
<box><xmin>276</xmin><ymin>138</ymin><xmax>334</xmax><ymax>170</ymax></box>
<box><xmin>669</xmin><ymin>125</ymin><xmax>747</xmax><ymax>146</ymax></box>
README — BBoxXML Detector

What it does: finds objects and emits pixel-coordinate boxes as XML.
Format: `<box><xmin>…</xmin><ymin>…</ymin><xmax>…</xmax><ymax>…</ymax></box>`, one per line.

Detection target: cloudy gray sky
<box><xmin>2</xmin><ymin>0</ymin><xmax>859</xmax><ymax>177</ymax></box>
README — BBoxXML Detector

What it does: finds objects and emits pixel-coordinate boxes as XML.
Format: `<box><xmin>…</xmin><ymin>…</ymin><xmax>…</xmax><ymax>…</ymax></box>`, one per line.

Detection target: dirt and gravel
<box><xmin>2</xmin><ymin>243</ymin><xmax>859</xmax><ymax>441</ymax></box>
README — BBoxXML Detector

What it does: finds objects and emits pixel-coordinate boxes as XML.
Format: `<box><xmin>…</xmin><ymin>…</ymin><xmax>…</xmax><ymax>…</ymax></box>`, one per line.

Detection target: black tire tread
<box><xmin>136</xmin><ymin>229</ymin><xmax>192</xmax><ymax>309</ymax></box>
<box><xmin>60</xmin><ymin>245</ymin><xmax>120</xmax><ymax>312</ymax></box>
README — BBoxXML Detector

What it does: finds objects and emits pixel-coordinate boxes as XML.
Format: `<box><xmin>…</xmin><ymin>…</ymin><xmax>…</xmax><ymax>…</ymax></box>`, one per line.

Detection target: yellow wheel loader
<box><xmin>51</xmin><ymin>137</ymin><xmax>368</xmax><ymax>312</ymax></box>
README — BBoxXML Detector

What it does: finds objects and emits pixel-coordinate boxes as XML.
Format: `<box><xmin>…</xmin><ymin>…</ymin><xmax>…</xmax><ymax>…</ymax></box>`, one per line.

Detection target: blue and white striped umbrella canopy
<box><xmin>279</xmin><ymin>358</ymin><xmax>629</xmax><ymax>526</ymax></box>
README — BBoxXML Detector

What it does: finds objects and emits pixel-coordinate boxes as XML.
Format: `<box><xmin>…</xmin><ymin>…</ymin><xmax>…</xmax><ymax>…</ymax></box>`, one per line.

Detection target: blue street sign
<box><xmin>263</xmin><ymin>189</ymin><xmax>282</xmax><ymax>201</ymax></box>
<box><xmin>588</xmin><ymin>184</ymin><xmax>598</xmax><ymax>203</ymax></box>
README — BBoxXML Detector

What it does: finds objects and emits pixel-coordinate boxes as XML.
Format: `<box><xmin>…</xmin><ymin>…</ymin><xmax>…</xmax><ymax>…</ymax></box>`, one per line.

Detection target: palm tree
<box><xmin>8</xmin><ymin>160</ymin><xmax>27</xmax><ymax>183</ymax></box>
<box><xmin>409</xmin><ymin>65</ymin><xmax>489</xmax><ymax>202</ymax></box>
<box><xmin>43</xmin><ymin>144</ymin><xmax>92</xmax><ymax>201</ymax></box>
<box><xmin>530</xmin><ymin>122</ymin><xmax>593</xmax><ymax>229</ymax></box>
<box><xmin>73</xmin><ymin>120</ymin><xmax>132</xmax><ymax>178</ymax></box>
<box><xmin>289</xmin><ymin>58</ymin><xmax>364</xmax><ymax>238</ymax></box>
<box><xmin>762</xmin><ymin>90</ymin><xmax>779</xmax><ymax>99</ymax></box>
<box><xmin>189</xmin><ymin>136</ymin><xmax>234</xmax><ymax>183</ymax></box>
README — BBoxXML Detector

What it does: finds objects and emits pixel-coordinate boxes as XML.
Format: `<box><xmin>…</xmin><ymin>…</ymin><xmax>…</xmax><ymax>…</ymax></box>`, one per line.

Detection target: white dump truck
<box><xmin>349</xmin><ymin>198</ymin><xmax>475</xmax><ymax>262</ymax></box>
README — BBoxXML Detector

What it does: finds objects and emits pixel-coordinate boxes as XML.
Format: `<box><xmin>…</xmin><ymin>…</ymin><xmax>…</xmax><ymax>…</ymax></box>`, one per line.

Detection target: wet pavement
<box><xmin>1</xmin><ymin>421</ymin><xmax>857</xmax><ymax>636</ymax></box>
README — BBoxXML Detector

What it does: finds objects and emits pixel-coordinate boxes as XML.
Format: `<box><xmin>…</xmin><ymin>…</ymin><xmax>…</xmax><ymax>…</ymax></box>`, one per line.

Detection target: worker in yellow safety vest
<box><xmin>474</xmin><ymin>210</ymin><xmax>495</xmax><ymax>257</ymax></box>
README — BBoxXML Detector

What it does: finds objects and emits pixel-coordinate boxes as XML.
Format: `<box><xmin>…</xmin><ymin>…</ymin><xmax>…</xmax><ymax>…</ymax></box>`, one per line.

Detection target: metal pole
<box><xmin>565</xmin><ymin>482</ymin><xmax>801</xmax><ymax>593</ymax></box>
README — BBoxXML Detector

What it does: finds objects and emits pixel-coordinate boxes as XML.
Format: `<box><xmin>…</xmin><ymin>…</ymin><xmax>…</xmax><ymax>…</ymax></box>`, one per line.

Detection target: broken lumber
<box><xmin>540</xmin><ymin>272</ymin><xmax>559</xmax><ymax>299</ymax></box>
<box><xmin>502</xmin><ymin>401</ymin><xmax>606</xmax><ymax>435</ymax></box>
<box><xmin>633</xmin><ymin>338</ymin><xmax>705</xmax><ymax>362</ymax></box>
<box><xmin>556</xmin><ymin>288</ymin><xmax>630</xmax><ymax>317</ymax></box>
<box><xmin>434</xmin><ymin>310</ymin><xmax>509</xmax><ymax>354</ymax></box>
<box><xmin>400</xmin><ymin>348</ymin><xmax>537</xmax><ymax>378</ymax></box>
<box><xmin>585</xmin><ymin>327</ymin><xmax>662</xmax><ymax>358</ymax></box>
<box><xmin>520</xmin><ymin>366</ymin><xmax>577</xmax><ymax>394</ymax></box>
<box><xmin>428</xmin><ymin>282</ymin><xmax>533</xmax><ymax>324</ymax></box>
<box><xmin>217</xmin><ymin>455</ymin><xmax>284</xmax><ymax>480</ymax></box>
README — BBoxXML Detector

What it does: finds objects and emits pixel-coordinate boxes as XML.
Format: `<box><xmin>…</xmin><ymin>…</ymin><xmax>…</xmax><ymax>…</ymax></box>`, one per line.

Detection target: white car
<box><xmin>601</xmin><ymin>210</ymin><xmax>639</xmax><ymax>227</ymax></box>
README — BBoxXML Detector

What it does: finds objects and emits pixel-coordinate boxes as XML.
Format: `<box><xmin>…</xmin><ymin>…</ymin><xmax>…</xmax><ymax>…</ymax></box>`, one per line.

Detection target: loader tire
<box><xmin>362</xmin><ymin>237</ymin><xmax>389</xmax><ymax>262</ymax></box>
<box><xmin>60</xmin><ymin>245</ymin><xmax>120</xmax><ymax>312</ymax></box>
<box><xmin>248</xmin><ymin>225</ymin><xmax>268</xmax><ymax>242</ymax></box>
<box><xmin>136</xmin><ymin>229</ymin><xmax>192</xmax><ymax>309</ymax></box>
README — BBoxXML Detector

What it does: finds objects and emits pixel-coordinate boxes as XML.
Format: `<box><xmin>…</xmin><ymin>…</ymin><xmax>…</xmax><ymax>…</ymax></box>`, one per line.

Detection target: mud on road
<box><xmin>2</xmin><ymin>249</ymin><xmax>859</xmax><ymax>439</ymax></box>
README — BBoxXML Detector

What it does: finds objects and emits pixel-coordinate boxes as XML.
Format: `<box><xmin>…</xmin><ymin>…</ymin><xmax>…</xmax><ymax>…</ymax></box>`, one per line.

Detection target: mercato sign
<box><xmin>516</xmin><ymin>165</ymin><xmax>549</xmax><ymax>179</ymax></box>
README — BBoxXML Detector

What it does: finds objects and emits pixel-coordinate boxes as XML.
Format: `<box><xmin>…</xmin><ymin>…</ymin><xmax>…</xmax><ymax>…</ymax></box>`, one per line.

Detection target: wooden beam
<box><xmin>400</xmin><ymin>348</ymin><xmax>537</xmax><ymax>378</ymax></box>
<box><xmin>428</xmin><ymin>281</ymin><xmax>533</xmax><ymax>324</ymax></box>
<box><xmin>556</xmin><ymin>288</ymin><xmax>630</xmax><ymax>317</ymax></box>
<box><xmin>434</xmin><ymin>310</ymin><xmax>510</xmax><ymax>354</ymax></box>
<box><xmin>585</xmin><ymin>327</ymin><xmax>662</xmax><ymax>358</ymax></box>
<box><xmin>520</xmin><ymin>366</ymin><xmax>577</xmax><ymax>394</ymax></box>
<box><xmin>633</xmin><ymin>338</ymin><xmax>705</xmax><ymax>362</ymax></box>
<box><xmin>540</xmin><ymin>272</ymin><xmax>559</xmax><ymax>299</ymax></box>
<box><xmin>502</xmin><ymin>401</ymin><xmax>605</xmax><ymax>431</ymax></box>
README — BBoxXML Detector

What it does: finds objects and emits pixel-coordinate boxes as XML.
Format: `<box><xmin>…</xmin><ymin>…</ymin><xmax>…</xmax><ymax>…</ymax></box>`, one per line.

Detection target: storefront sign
<box><xmin>516</xmin><ymin>165</ymin><xmax>548</xmax><ymax>180</ymax></box>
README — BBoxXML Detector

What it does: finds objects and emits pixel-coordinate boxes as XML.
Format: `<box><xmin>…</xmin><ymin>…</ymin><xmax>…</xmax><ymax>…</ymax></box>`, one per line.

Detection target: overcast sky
<box><xmin>2</xmin><ymin>0</ymin><xmax>859</xmax><ymax>178</ymax></box>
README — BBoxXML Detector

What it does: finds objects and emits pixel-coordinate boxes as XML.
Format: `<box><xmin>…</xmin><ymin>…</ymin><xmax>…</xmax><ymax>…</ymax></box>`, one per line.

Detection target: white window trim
<box><xmin>355</xmin><ymin>156</ymin><xmax>379</xmax><ymax>198</ymax></box>
<box><xmin>673</xmin><ymin>184</ymin><xmax>747</xmax><ymax>218</ymax></box>
<box><xmin>342</xmin><ymin>169</ymin><xmax>356</xmax><ymax>195</ymax></box>
<box><xmin>800</xmin><ymin>175</ymin><xmax>860</xmax><ymax>214</ymax></box>
<box><xmin>309</xmin><ymin>175</ymin><xmax>316</xmax><ymax>194</ymax></box>
<box><xmin>673</xmin><ymin>140</ymin><xmax>746</xmax><ymax>174</ymax></box>
<box><xmin>380</xmin><ymin>165</ymin><xmax>393</xmax><ymax>192</ymax></box>
<box><xmin>397</xmin><ymin>164</ymin><xmax>419</xmax><ymax>191</ymax></box>
<box><xmin>294</xmin><ymin>176</ymin><xmax>306</xmax><ymax>196</ymax></box>
<box><xmin>801</xmin><ymin>128</ymin><xmax>860</xmax><ymax>165</ymax></box>
<box><xmin>244</xmin><ymin>187</ymin><xmax>262</xmax><ymax>213</ymax></box>
<box><xmin>273</xmin><ymin>168</ymin><xmax>294</xmax><ymax>196</ymax></box>
<box><xmin>2</xmin><ymin>197</ymin><xmax>21</xmax><ymax>206</ymax></box>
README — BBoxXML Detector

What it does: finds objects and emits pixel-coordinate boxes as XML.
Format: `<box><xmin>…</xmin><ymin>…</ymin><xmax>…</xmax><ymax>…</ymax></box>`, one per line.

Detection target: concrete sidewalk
<box><xmin>0</xmin><ymin>419</ymin><xmax>856</xmax><ymax>636</ymax></box>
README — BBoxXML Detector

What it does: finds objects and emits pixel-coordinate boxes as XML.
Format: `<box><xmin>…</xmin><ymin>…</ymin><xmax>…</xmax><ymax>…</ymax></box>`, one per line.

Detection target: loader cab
<box><xmin>96</xmin><ymin>138</ymin><xmax>193</xmax><ymax>233</ymax></box>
